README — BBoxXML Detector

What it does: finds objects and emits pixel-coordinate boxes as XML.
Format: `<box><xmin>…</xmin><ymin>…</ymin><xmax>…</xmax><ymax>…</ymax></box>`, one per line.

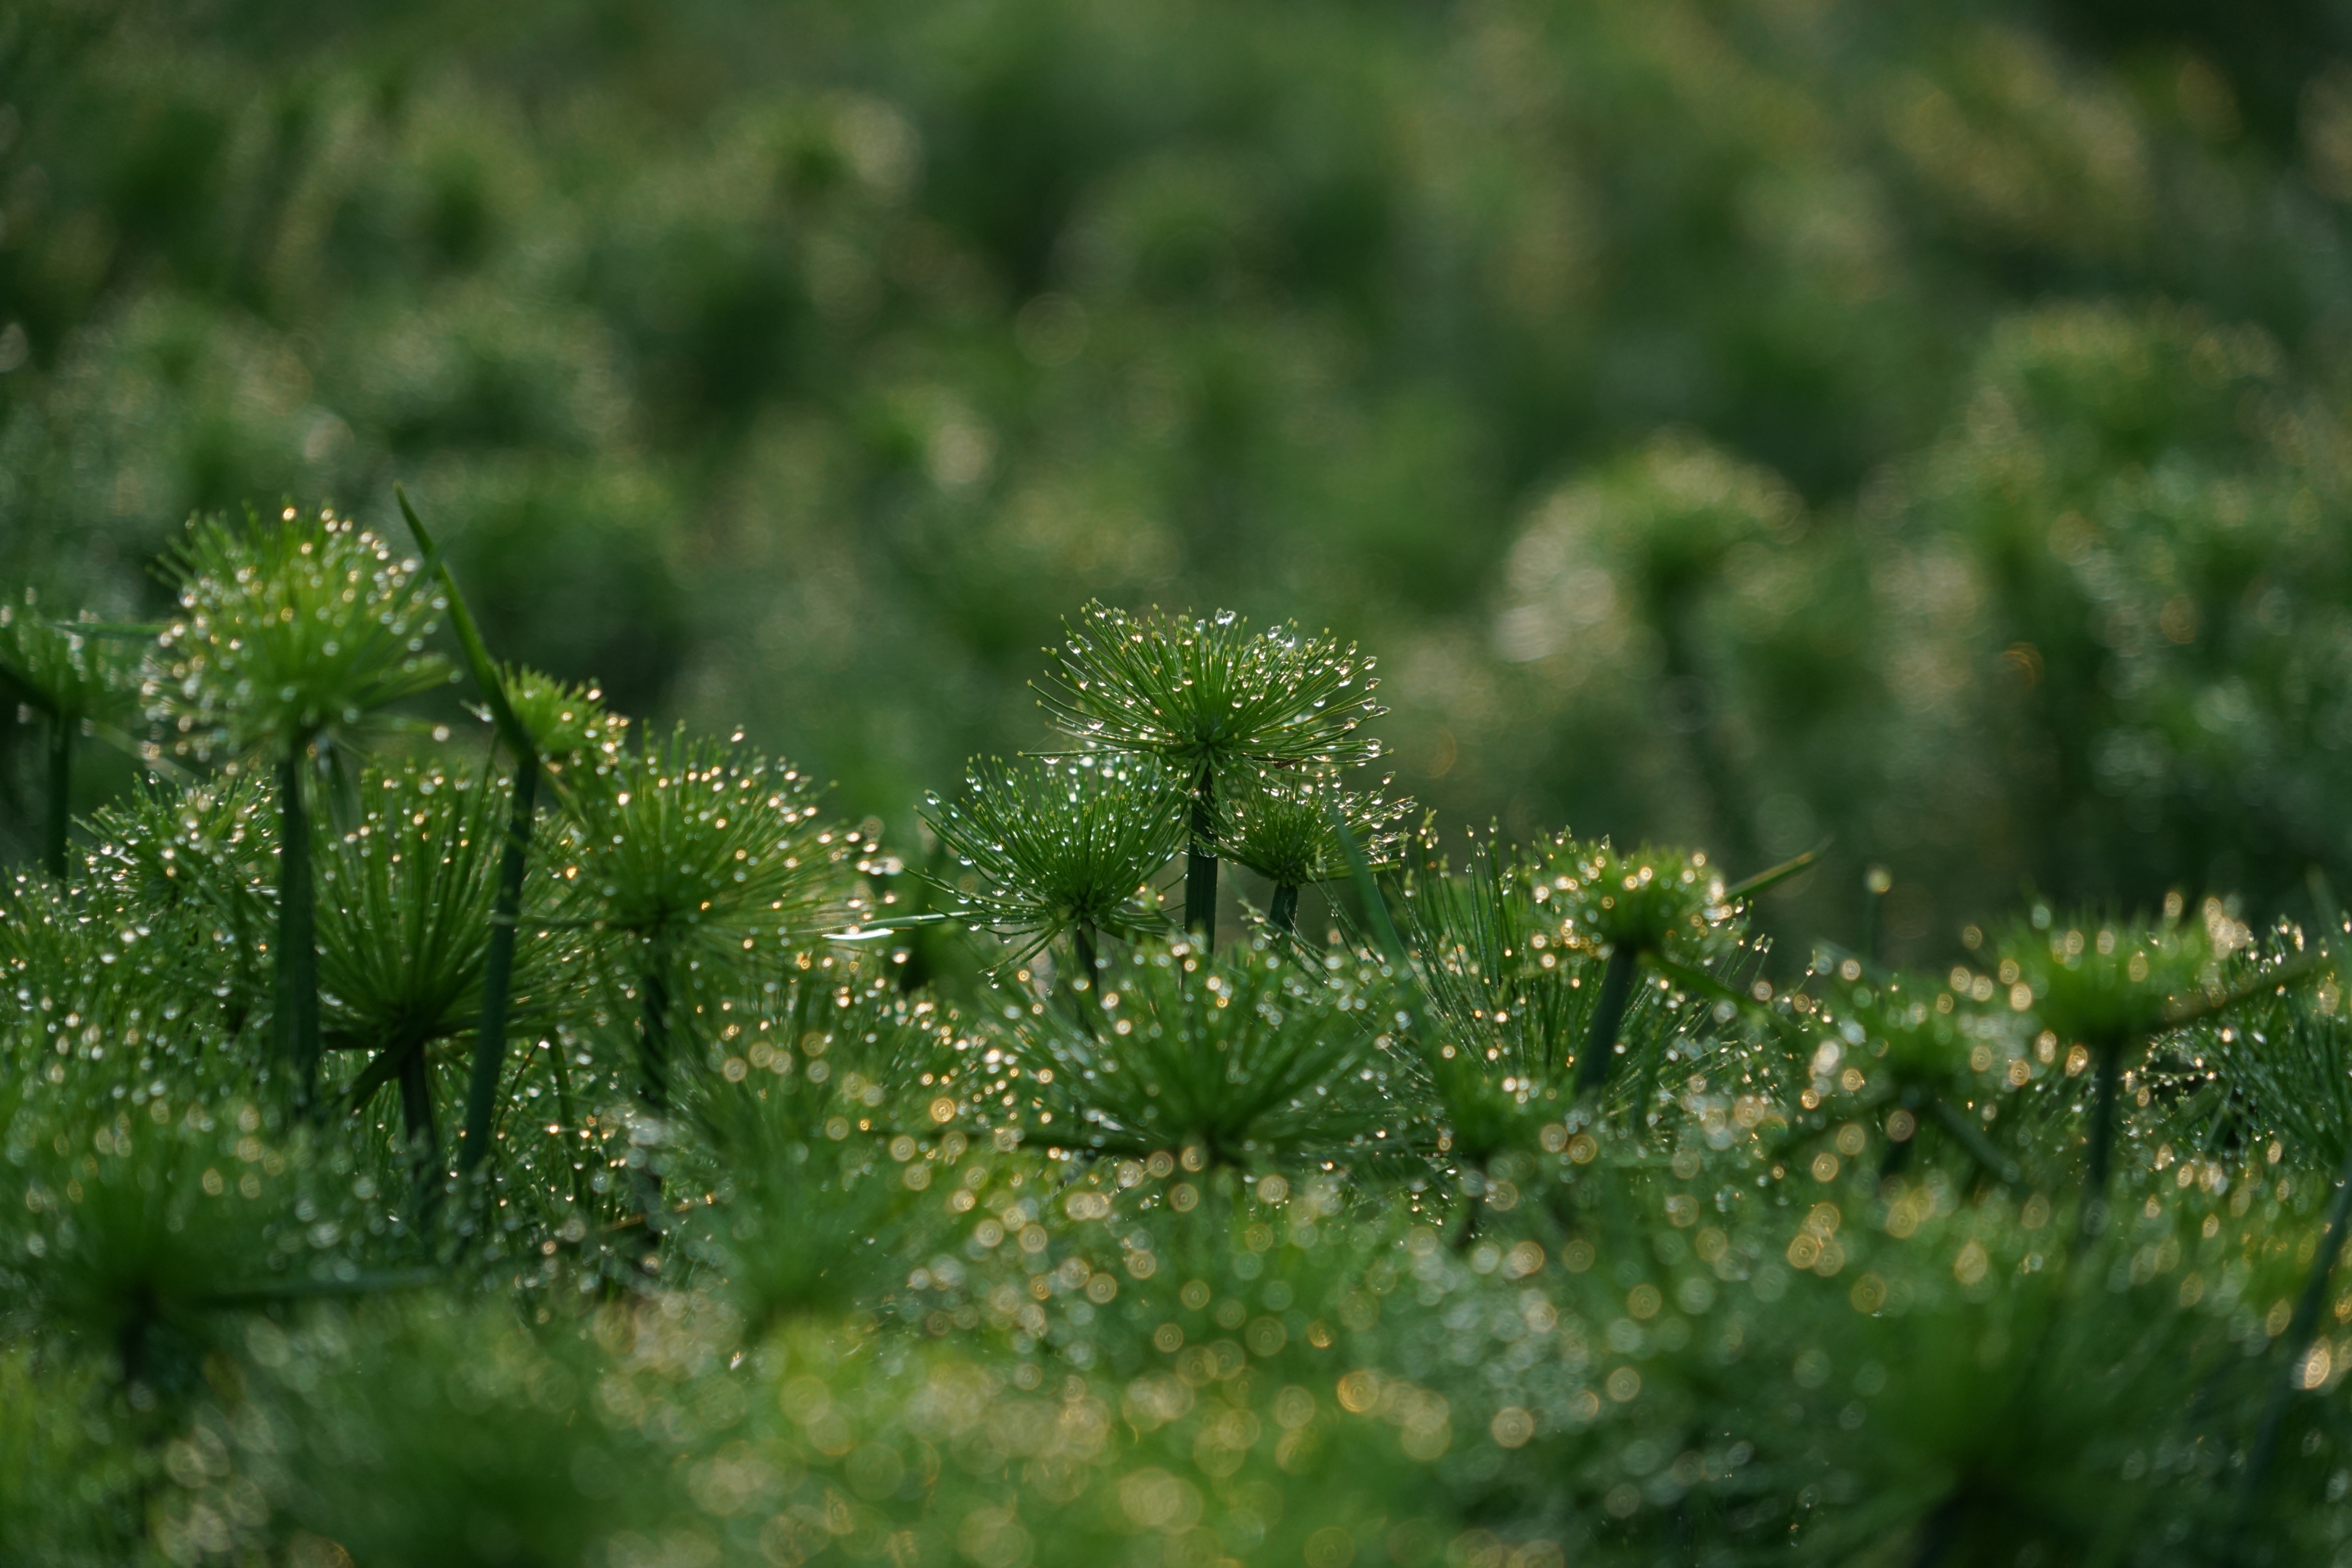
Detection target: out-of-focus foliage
<box><xmin>12</xmin><ymin>0</ymin><xmax>2352</xmax><ymax>958</ymax></box>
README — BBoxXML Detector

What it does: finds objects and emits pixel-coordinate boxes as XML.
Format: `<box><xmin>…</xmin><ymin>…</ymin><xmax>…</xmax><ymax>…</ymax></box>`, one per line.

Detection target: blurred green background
<box><xmin>8</xmin><ymin>0</ymin><xmax>2352</xmax><ymax>960</ymax></box>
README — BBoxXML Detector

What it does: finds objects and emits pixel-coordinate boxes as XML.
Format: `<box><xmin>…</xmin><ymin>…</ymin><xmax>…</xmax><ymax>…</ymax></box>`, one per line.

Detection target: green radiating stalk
<box><xmin>44</xmin><ymin>712</ymin><xmax>70</xmax><ymax>881</ymax></box>
<box><xmin>2078</xmin><ymin>1045</ymin><xmax>2123</xmax><ymax>1244</ymax></box>
<box><xmin>274</xmin><ymin>746</ymin><xmax>322</xmax><ymax>1113</ymax></box>
<box><xmin>1267</xmin><ymin>883</ymin><xmax>1300</xmax><ymax>934</ymax></box>
<box><xmin>639</xmin><ymin>939</ymin><xmax>674</xmax><ymax>1108</ymax></box>
<box><xmin>1071</xmin><ymin>923</ymin><xmax>1101</xmax><ymax>1037</ymax></box>
<box><xmin>1334</xmin><ymin>809</ymin><xmax>1408</xmax><ymax>969</ymax></box>
<box><xmin>1577</xmin><ymin>942</ymin><xmax>1640</xmax><ymax>1095</ymax></box>
<box><xmin>397</xmin><ymin>1043</ymin><xmax>441</xmax><ymax>1219</ymax></box>
<box><xmin>1927</xmin><ymin>1094</ymin><xmax>2022</xmax><ymax>1187</ymax></box>
<box><xmin>544</xmin><ymin>1035</ymin><xmax>590</xmax><ymax>1214</ymax></box>
<box><xmin>463</xmin><ymin>760</ymin><xmax>536</xmax><ymax>1175</ymax></box>
<box><xmin>1185</xmin><ymin>762</ymin><xmax>1217</xmax><ymax>944</ymax></box>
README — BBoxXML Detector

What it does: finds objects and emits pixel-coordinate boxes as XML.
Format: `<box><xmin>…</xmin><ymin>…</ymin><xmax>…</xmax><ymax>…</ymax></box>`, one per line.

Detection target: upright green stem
<box><xmin>1071</xmin><ymin>923</ymin><xmax>1101</xmax><ymax>1038</ymax></box>
<box><xmin>1862</xmin><ymin>875</ymin><xmax>1885</xmax><ymax>968</ymax></box>
<box><xmin>462</xmin><ymin>759</ymin><xmax>537</xmax><ymax>1175</ymax></box>
<box><xmin>1448</xmin><ymin>1158</ymin><xmax>1485</xmax><ymax>1252</ymax></box>
<box><xmin>1878</xmin><ymin>1130</ymin><xmax>1915</xmax><ymax>1183</ymax></box>
<box><xmin>628</xmin><ymin>941</ymin><xmax>675</xmax><ymax>1257</ymax></box>
<box><xmin>274</xmin><ymin>744</ymin><xmax>322</xmax><ymax>1114</ymax></box>
<box><xmin>608</xmin><ymin>933</ymin><xmax>678</xmax><ymax>1258</ymax></box>
<box><xmin>1185</xmin><ymin>761</ymin><xmax>1217</xmax><ymax>945</ymax></box>
<box><xmin>1656</xmin><ymin>594</ymin><xmax>1754</xmax><ymax>876</ymax></box>
<box><xmin>1336</xmin><ymin>811</ymin><xmax>1409</xmax><ymax>970</ymax></box>
<box><xmin>1577</xmin><ymin>943</ymin><xmax>1640</xmax><ymax>1094</ymax></box>
<box><xmin>1928</xmin><ymin>1094</ymin><xmax>2022</xmax><ymax>1188</ymax></box>
<box><xmin>397</xmin><ymin>1044</ymin><xmax>441</xmax><ymax>1220</ymax></box>
<box><xmin>545</xmin><ymin>1036</ymin><xmax>591</xmax><ymax>1213</ymax></box>
<box><xmin>44</xmin><ymin>711</ymin><xmax>70</xmax><ymax>881</ymax></box>
<box><xmin>398</xmin><ymin>486</ymin><xmax>542</xmax><ymax>1181</ymax></box>
<box><xmin>638</xmin><ymin>938</ymin><xmax>673</xmax><ymax>1109</ymax></box>
<box><xmin>1909</xmin><ymin>1491</ymin><xmax>1966</xmax><ymax>1568</ymax></box>
<box><xmin>2078</xmin><ymin>1043</ymin><xmax>2123</xmax><ymax>1245</ymax></box>
<box><xmin>1268</xmin><ymin>883</ymin><xmax>1300</xmax><ymax>934</ymax></box>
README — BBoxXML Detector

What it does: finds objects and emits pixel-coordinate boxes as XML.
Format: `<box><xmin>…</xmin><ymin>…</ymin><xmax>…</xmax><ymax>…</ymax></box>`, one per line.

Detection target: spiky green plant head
<box><xmin>317</xmin><ymin>763</ymin><xmax>515</xmax><ymax>1057</ymax></box>
<box><xmin>2178</xmin><ymin>944</ymin><xmax>2352</xmax><ymax>1169</ymax></box>
<box><xmin>617</xmin><ymin>950</ymin><xmax>982</xmax><ymax>1323</ymax></box>
<box><xmin>72</xmin><ymin>777</ymin><xmax>279</xmax><ymax>1034</ymax></box>
<box><xmin>145</xmin><ymin>505</ymin><xmax>453</xmax><ymax>760</ymax></box>
<box><xmin>1218</xmin><ymin>769</ymin><xmax>1411</xmax><ymax>888</ymax></box>
<box><xmin>0</xmin><ymin>1054</ymin><xmax>310</xmax><ymax>1385</ymax></box>
<box><xmin>1606</xmin><ymin>435</ymin><xmax>1801</xmax><ymax>590</ymax></box>
<box><xmin>1544</xmin><ymin>841</ymin><xmax>1734</xmax><ymax>961</ymax></box>
<box><xmin>1813</xmin><ymin>968</ymin><xmax>1988</xmax><ymax>1090</ymax></box>
<box><xmin>2</xmin><ymin>825</ymin><xmax>280</xmax><ymax>1066</ymax></box>
<box><xmin>500</xmin><ymin>664</ymin><xmax>627</xmax><ymax>774</ymax></box>
<box><xmin>1035</xmin><ymin>603</ymin><xmax>1384</xmax><ymax>775</ymax></box>
<box><xmin>1017</xmin><ymin>936</ymin><xmax>1410</xmax><ymax>1164</ymax></box>
<box><xmin>1385</xmin><ymin>839</ymin><xmax>1606</xmax><ymax>1145</ymax></box>
<box><xmin>922</xmin><ymin>753</ymin><xmax>1187</xmax><ymax>963</ymax></box>
<box><xmin>79</xmin><ymin>772</ymin><xmax>275</xmax><ymax>922</ymax></box>
<box><xmin>0</xmin><ymin>592</ymin><xmax>143</xmax><ymax>726</ymax></box>
<box><xmin>679</xmin><ymin>1140</ymin><xmax>920</xmax><ymax>1328</ymax></box>
<box><xmin>556</xmin><ymin>726</ymin><xmax>864</xmax><ymax>948</ymax></box>
<box><xmin>1992</xmin><ymin>910</ymin><xmax>2218</xmax><ymax>1055</ymax></box>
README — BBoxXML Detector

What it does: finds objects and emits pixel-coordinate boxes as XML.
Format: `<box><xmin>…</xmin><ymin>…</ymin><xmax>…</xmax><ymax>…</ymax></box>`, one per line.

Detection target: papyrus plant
<box><xmin>144</xmin><ymin>507</ymin><xmax>452</xmax><ymax>1113</ymax></box>
<box><xmin>1036</xmin><ymin>603</ymin><xmax>1384</xmax><ymax>945</ymax></box>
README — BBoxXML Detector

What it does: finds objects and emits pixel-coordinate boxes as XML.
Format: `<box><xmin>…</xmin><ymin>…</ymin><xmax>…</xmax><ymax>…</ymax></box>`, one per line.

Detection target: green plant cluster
<box><xmin>6</xmin><ymin>521</ymin><xmax>2352</xmax><ymax>1566</ymax></box>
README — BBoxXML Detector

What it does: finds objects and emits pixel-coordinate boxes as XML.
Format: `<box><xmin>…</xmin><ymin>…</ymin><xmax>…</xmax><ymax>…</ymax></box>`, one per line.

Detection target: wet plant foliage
<box><xmin>922</xmin><ymin>754</ymin><xmax>1191</xmax><ymax>966</ymax></box>
<box><xmin>6</xmin><ymin>518</ymin><xmax>2352</xmax><ymax>1568</ymax></box>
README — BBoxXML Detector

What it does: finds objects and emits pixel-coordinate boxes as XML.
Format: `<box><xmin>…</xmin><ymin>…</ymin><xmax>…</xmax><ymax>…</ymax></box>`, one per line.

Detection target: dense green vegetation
<box><xmin>4</xmin><ymin>519</ymin><xmax>2351</xmax><ymax>1564</ymax></box>
<box><xmin>12</xmin><ymin>1</ymin><xmax>2352</xmax><ymax>955</ymax></box>
<box><xmin>9</xmin><ymin>5</ymin><xmax>2352</xmax><ymax>1563</ymax></box>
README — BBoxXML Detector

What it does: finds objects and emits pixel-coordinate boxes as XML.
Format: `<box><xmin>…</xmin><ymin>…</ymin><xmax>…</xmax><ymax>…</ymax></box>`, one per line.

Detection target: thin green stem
<box><xmin>545</xmin><ymin>1037</ymin><xmax>591</xmax><ymax>1214</ymax></box>
<box><xmin>1268</xmin><ymin>883</ymin><xmax>1300</xmax><ymax>934</ymax></box>
<box><xmin>1927</xmin><ymin>1093</ymin><xmax>2022</xmax><ymax>1188</ymax></box>
<box><xmin>1577</xmin><ymin>943</ymin><xmax>1640</xmax><ymax>1095</ymax></box>
<box><xmin>462</xmin><ymin>759</ymin><xmax>537</xmax><ymax>1175</ymax></box>
<box><xmin>1878</xmin><ymin>1130</ymin><xmax>1915</xmax><ymax>1183</ymax></box>
<box><xmin>1071</xmin><ymin>923</ymin><xmax>1101</xmax><ymax>1037</ymax></box>
<box><xmin>2078</xmin><ymin>1044</ymin><xmax>2123</xmax><ymax>1246</ymax></box>
<box><xmin>1335</xmin><ymin>811</ymin><xmax>1409</xmax><ymax>969</ymax></box>
<box><xmin>639</xmin><ymin>939</ymin><xmax>673</xmax><ymax>1110</ymax></box>
<box><xmin>401</xmin><ymin>481</ymin><xmax>547</xmax><ymax>1166</ymax></box>
<box><xmin>274</xmin><ymin>744</ymin><xmax>322</xmax><ymax>1114</ymax></box>
<box><xmin>44</xmin><ymin>711</ymin><xmax>70</xmax><ymax>881</ymax></box>
<box><xmin>1185</xmin><ymin>761</ymin><xmax>1217</xmax><ymax>945</ymax></box>
<box><xmin>398</xmin><ymin>1044</ymin><xmax>441</xmax><ymax>1225</ymax></box>
<box><xmin>1909</xmin><ymin>1491</ymin><xmax>1966</xmax><ymax>1568</ymax></box>
<box><xmin>627</xmin><ymin>939</ymin><xmax>675</xmax><ymax>1259</ymax></box>
<box><xmin>1448</xmin><ymin>1185</ymin><xmax>1482</xmax><ymax>1251</ymax></box>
